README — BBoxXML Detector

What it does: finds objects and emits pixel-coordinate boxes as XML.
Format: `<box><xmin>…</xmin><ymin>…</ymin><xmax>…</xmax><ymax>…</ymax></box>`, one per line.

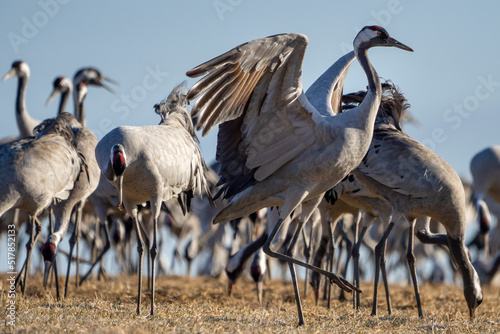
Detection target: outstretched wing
<box><xmin>187</xmin><ymin>33</ymin><xmax>323</xmax><ymax>198</ymax></box>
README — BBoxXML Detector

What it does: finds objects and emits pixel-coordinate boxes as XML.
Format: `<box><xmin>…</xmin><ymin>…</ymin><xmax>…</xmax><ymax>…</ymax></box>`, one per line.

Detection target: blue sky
<box><xmin>1</xmin><ymin>1</ymin><xmax>499</xmax><ymax>182</ymax></box>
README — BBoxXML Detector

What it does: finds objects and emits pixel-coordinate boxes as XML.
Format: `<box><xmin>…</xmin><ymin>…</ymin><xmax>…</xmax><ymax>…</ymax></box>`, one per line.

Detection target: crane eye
<box><xmin>377</xmin><ymin>31</ymin><xmax>382</xmax><ymax>36</ymax></box>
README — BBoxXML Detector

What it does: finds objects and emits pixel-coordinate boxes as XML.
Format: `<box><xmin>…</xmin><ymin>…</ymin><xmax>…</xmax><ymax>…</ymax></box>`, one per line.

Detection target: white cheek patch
<box><xmin>19</xmin><ymin>62</ymin><xmax>30</xmax><ymax>76</ymax></box>
<box><xmin>354</xmin><ymin>28</ymin><xmax>379</xmax><ymax>49</ymax></box>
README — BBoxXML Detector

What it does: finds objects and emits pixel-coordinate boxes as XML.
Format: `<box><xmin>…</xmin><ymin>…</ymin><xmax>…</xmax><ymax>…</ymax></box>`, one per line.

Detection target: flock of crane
<box><xmin>1</xmin><ymin>25</ymin><xmax>500</xmax><ymax>326</ymax></box>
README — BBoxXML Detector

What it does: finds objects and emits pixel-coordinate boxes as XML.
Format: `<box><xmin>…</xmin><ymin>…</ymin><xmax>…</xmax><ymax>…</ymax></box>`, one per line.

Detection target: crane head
<box><xmin>110</xmin><ymin>144</ymin><xmax>127</xmax><ymax>177</ymax></box>
<box><xmin>46</xmin><ymin>77</ymin><xmax>73</xmax><ymax>106</ymax></box>
<box><xmin>73</xmin><ymin>67</ymin><xmax>118</xmax><ymax>93</ymax></box>
<box><xmin>2</xmin><ymin>60</ymin><xmax>30</xmax><ymax>81</ymax></box>
<box><xmin>41</xmin><ymin>242</ymin><xmax>56</xmax><ymax>288</ymax></box>
<box><xmin>354</xmin><ymin>26</ymin><xmax>413</xmax><ymax>52</ymax></box>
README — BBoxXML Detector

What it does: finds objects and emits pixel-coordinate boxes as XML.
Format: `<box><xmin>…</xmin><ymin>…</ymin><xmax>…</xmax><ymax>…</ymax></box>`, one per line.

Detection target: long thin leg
<box><xmin>371</xmin><ymin>221</ymin><xmax>394</xmax><ymax>316</ymax></box>
<box><xmin>337</xmin><ymin>224</ymin><xmax>352</xmax><ymax>302</ymax></box>
<box><xmin>75</xmin><ymin>206</ymin><xmax>82</xmax><ymax>287</ymax></box>
<box><xmin>65</xmin><ymin>212</ymin><xmax>78</xmax><ymax>297</ymax></box>
<box><xmin>150</xmin><ymin>215</ymin><xmax>159</xmax><ymax>316</ymax></box>
<box><xmin>263</xmin><ymin>218</ymin><xmax>359</xmax><ymax>297</ymax></box>
<box><xmin>310</xmin><ymin>234</ymin><xmax>328</xmax><ymax>305</ymax></box>
<box><xmin>352</xmin><ymin>214</ymin><xmax>374</xmax><ymax>309</ymax></box>
<box><xmin>287</xmin><ymin>220</ymin><xmax>305</xmax><ymax>326</ymax></box>
<box><xmin>49</xmin><ymin>210</ymin><xmax>60</xmax><ymax>300</ymax></box>
<box><xmin>301</xmin><ymin>227</ymin><xmax>311</xmax><ymax>297</ymax></box>
<box><xmin>407</xmin><ymin>220</ymin><xmax>423</xmax><ymax>318</ymax></box>
<box><xmin>22</xmin><ymin>216</ymin><xmax>42</xmax><ymax>295</ymax></box>
<box><xmin>79</xmin><ymin>221</ymin><xmax>111</xmax><ymax>286</ymax></box>
<box><xmin>326</xmin><ymin>220</ymin><xmax>335</xmax><ymax>309</ymax></box>
<box><xmin>133</xmin><ymin>213</ymin><xmax>147</xmax><ymax>315</ymax></box>
<box><xmin>380</xmin><ymin>232</ymin><xmax>392</xmax><ymax>315</ymax></box>
<box><xmin>333</xmin><ymin>236</ymin><xmax>343</xmax><ymax>299</ymax></box>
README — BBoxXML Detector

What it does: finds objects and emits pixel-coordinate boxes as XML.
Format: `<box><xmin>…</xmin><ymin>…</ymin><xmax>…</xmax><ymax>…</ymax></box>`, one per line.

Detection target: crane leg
<box><xmin>406</xmin><ymin>220</ymin><xmax>423</xmax><ymax>318</ymax></box>
<box><xmin>310</xmin><ymin>235</ymin><xmax>328</xmax><ymax>306</ymax></box>
<box><xmin>49</xmin><ymin>210</ymin><xmax>60</xmax><ymax>300</ymax></box>
<box><xmin>79</xmin><ymin>221</ymin><xmax>110</xmax><ymax>286</ymax></box>
<box><xmin>65</xmin><ymin>209</ymin><xmax>80</xmax><ymax>297</ymax></box>
<box><xmin>326</xmin><ymin>221</ymin><xmax>335</xmax><ymax>309</ymax></box>
<box><xmin>133</xmin><ymin>214</ymin><xmax>147</xmax><ymax>315</ymax></box>
<box><xmin>380</xmin><ymin>237</ymin><xmax>392</xmax><ymax>315</ymax></box>
<box><xmin>371</xmin><ymin>221</ymin><xmax>394</xmax><ymax>316</ymax></box>
<box><xmin>150</xmin><ymin>215</ymin><xmax>159</xmax><ymax>316</ymax></box>
<box><xmin>263</xmin><ymin>196</ymin><xmax>360</xmax><ymax>325</ymax></box>
<box><xmin>337</xmin><ymin>223</ymin><xmax>352</xmax><ymax>302</ymax></box>
<box><xmin>301</xmin><ymin>228</ymin><xmax>311</xmax><ymax>297</ymax></box>
<box><xmin>286</xmin><ymin>219</ymin><xmax>306</xmax><ymax>326</ymax></box>
<box><xmin>75</xmin><ymin>205</ymin><xmax>82</xmax><ymax>287</ymax></box>
<box><xmin>352</xmin><ymin>219</ymin><xmax>372</xmax><ymax>310</ymax></box>
<box><xmin>21</xmin><ymin>216</ymin><xmax>42</xmax><ymax>295</ymax></box>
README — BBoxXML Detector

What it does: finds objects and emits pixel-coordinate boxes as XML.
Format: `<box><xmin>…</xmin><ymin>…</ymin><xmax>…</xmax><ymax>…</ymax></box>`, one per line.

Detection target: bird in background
<box><xmin>41</xmin><ymin>80</ymin><xmax>100</xmax><ymax>298</ymax></box>
<box><xmin>2</xmin><ymin>61</ymin><xmax>40</xmax><ymax>138</ymax></box>
<box><xmin>347</xmin><ymin>82</ymin><xmax>483</xmax><ymax>319</ymax></box>
<box><xmin>0</xmin><ymin>112</ymin><xmax>87</xmax><ymax>295</ymax></box>
<box><xmin>46</xmin><ymin>76</ymin><xmax>74</xmax><ymax>115</ymax></box>
<box><xmin>72</xmin><ymin>67</ymin><xmax>118</xmax><ymax>127</ymax></box>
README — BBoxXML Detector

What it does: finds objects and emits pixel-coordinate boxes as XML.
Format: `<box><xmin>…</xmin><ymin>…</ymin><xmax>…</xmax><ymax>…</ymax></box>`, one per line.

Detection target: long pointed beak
<box><xmin>97</xmin><ymin>75</ymin><xmax>119</xmax><ymax>94</ymax></box>
<box><xmin>228</xmin><ymin>279</ymin><xmax>235</xmax><ymax>296</ymax></box>
<box><xmin>103</xmin><ymin>75</ymin><xmax>119</xmax><ymax>86</ymax></box>
<box><xmin>256</xmin><ymin>280</ymin><xmax>263</xmax><ymax>305</ymax></box>
<box><xmin>99</xmin><ymin>81</ymin><xmax>117</xmax><ymax>94</ymax></box>
<box><xmin>387</xmin><ymin>36</ymin><xmax>414</xmax><ymax>52</ymax></box>
<box><xmin>117</xmin><ymin>175</ymin><xmax>125</xmax><ymax>211</ymax></box>
<box><xmin>2</xmin><ymin>68</ymin><xmax>15</xmax><ymax>81</ymax></box>
<box><xmin>46</xmin><ymin>88</ymin><xmax>59</xmax><ymax>106</ymax></box>
<box><xmin>43</xmin><ymin>260</ymin><xmax>53</xmax><ymax>288</ymax></box>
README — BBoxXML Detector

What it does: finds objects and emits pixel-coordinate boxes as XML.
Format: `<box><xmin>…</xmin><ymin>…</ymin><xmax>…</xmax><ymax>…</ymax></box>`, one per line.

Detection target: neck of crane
<box><xmin>16</xmin><ymin>75</ymin><xmax>27</xmax><ymax>115</ymax></box>
<box><xmin>79</xmin><ymin>100</ymin><xmax>86</xmax><ymax>127</ymax></box>
<box><xmin>356</xmin><ymin>46</ymin><xmax>381</xmax><ymax>95</ymax></box>
<box><xmin>226</xmin><ymin>232</ymin><xmax>268</xmax><ymax>278</ymax></box>
<box><xmin>58</xmin><ymin>90</ymin><xmax>70</xmax><ymax>115</ymax></box>
<box><xmin>353</xmin><ymin>46</ymin><xmax>382</xmax><ymax>130</ymax></box>
<box><xmin>15</xmin><ymin>75</ymin><xmax>33</xmax><ymax>136</ymax></box>
<box><xmin>73</xmin><ymin>82</ymin><xmax>81</xmax><ymax>123</ymax></box>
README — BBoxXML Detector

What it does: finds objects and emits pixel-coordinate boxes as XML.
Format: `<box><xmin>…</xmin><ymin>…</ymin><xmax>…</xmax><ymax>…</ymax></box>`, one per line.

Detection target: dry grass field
<box><xmin>1</xmin><ymin>273</ymin><xmax>499</xmax><ymax>333</ymax></box>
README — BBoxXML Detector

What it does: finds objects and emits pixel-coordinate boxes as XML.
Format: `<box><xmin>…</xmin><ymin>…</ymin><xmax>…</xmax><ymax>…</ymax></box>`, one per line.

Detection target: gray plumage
<box><xmin>95</xmin><ymin>83</ymin><xmax>210</xmax><ymax>316</ymax></box>
<box><xmin>186</xmin><ymin>26</ymin><xmax>412</xmax><ymax>326</ymax></box>
<box><xmin>0</xmin><ymin>112</ymin><xmax>87</xmax><ymax>294</ymax></box>
<box><xmin>41</xmin><ymin>82</ymin><xmax>100</xmax><ymax>296</ymax></box>
<box><xmin>0</xmin><ymin>112</ymin><xmax>85</xmax><ymax>217</ymax></box>
<box><xmin>350</xmin><ymin>82</ymin><xmax>483</xmax><ymax>319</ymax></box>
